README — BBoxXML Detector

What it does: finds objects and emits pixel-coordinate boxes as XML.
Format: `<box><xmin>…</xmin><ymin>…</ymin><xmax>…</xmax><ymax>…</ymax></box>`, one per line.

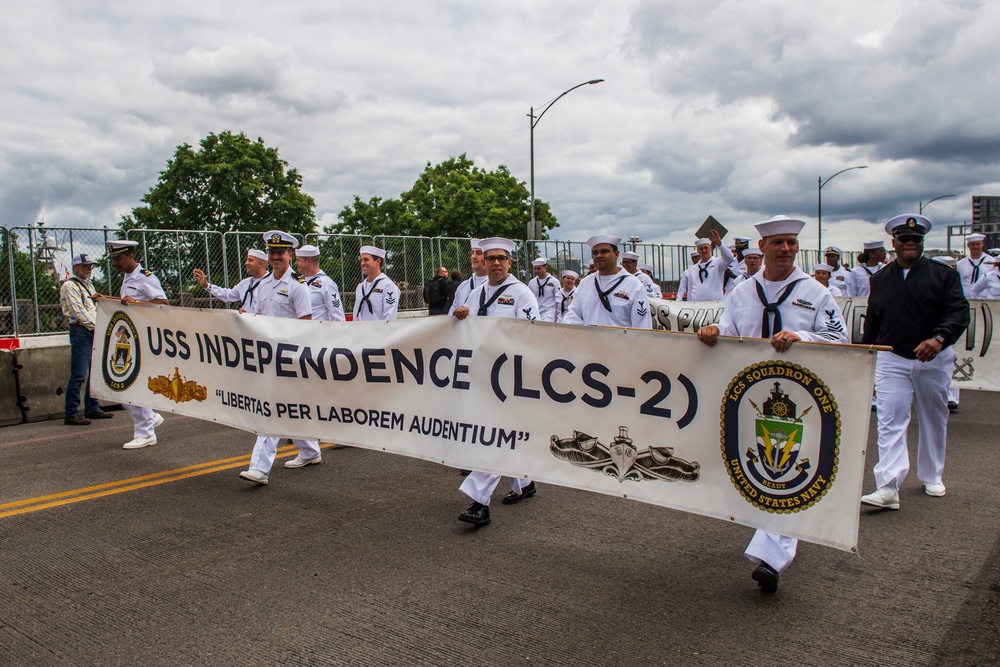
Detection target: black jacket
<box><xmin>862</xmin><ymin>256</ymin><xmax>970</xmax><ymax>359</ymax></box>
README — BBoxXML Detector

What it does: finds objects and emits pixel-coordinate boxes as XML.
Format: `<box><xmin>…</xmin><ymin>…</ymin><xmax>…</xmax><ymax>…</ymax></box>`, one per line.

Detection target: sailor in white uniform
<box><xmin>563</xmin><ymin>235</ymin><xmax>652</xmax><ymax>329</ymax></box>
<box><xmin>527</xmin><ymin>257</ymin><xmax>558</xmax><ymax>322</ymax></box>
<box><xmin>970</xmin><ymin>256</ymin><xmax>1000</xmax><ymax>299</ymax></box>
<box><xmin>555</xmin><ymin>270</ymin><xmax>578</xmax><ymax>323</ymax></box>
<box><xmin>295</xmin><ymin>244</ymin><xmax>346</xmax><ymax>322</ymax></box>
<box><xmin>193</xmin><ymin>248</ymin><xmax>271</xmax><ymax>313</ymax></box>
<box><xmin>811</xmin><ymin>263</ymin><xmax>845</xmax><ymax>296</ymax></box>
<box><xmin>452</xmin><ymin>237</ymin><xmax>539</xmax><ymax>527</ymax></box>
<box><xmin>238</xmin><ymin>231</ymin><xmax>322</xmax><ymax>485</ymax></box>
<box><xmin>729</xmin><ymin>248</ymin><xmax>763</xmax><ymax>288</ymax></box>
<box><xmin>676</xmin><ymin>251</ymin><xmax>699</xmax><ymax>301</ymax></box>
<box><xmin>846</xmin><ymin>240</ymin><xmax>887</xmax><ymax>297</ymax></box>
<box><xmin>957</xmin><ymin>233</ymin><xmax>990</xmax><ymax>296</ymax></box>
<box><xmin>698</xmin><ymin>215</ymin><xmax>849</xmax><ymax>593</ymax></box>
<box><xmin>823</xmin><ymin>246</ymin><xmax>852</xmax><ymax>294</ymax></box>
<box><xmin>353</xmin><ymin>245</ymin><xmax>399</xmax><ymax>321</ymax></box>
<box><xmin>449</xmin><ymin>239</ymin><xmax>488</xmax><ymax>316</ymax></box>
<box><xmin>97</xmin><ymin>240</ymin><xmax>169</xmax><ymax>450</ymax></box>
<box><xmin>675</xmin><ymin>230</ymin><xmax>735</xmax><ymax>302</ymax></box>
<box><xmin>621</xmin><ymin>252</ymin><xmax>659</xmax><ymax>300</ymax></box>
<box><xmin>638</xmin><ymin>264</ymin><xmax>662</xmax><ymax>298</ymax></box>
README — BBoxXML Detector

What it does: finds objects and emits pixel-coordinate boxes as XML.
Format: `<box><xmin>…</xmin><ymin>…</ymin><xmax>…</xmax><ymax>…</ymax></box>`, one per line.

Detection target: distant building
<box><xmin>972</xmin><ymin>196</ymin><xmax>1000</xmax><ymax>248</ymax></box>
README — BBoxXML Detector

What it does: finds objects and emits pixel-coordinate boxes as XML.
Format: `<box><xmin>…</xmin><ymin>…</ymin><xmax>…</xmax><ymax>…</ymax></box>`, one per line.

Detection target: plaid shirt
<box><xmin>60</xmin><ymin>277</ymin><xmax>97</xmax><ymax>330</ymax></box>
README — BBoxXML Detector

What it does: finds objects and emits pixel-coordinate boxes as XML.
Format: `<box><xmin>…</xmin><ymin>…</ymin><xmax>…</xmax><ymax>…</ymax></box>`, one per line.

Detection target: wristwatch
<box><xmin>933</xmin><ymin>334</ymin><xmax>946</xmax><ymax>345</ymax></box>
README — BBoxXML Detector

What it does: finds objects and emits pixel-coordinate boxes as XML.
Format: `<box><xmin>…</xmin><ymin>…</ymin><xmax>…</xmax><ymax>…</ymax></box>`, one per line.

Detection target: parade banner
<box><xmin>92</xmin><ymin>301</ymin><xmax>877</xmax><ymax>552</ymax></box>
<box><xmin>651</xmin><ymin>296</ymin><xmax>1000</xmax><ymax>392</ymax></box>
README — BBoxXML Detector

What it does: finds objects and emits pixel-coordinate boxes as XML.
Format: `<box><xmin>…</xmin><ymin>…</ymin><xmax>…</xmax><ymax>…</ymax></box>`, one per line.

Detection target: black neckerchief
<box><xmin>478</xmin><ymin>279</ymin><xmax>515</xmax><ymax>316</ymax></box>
<box><xmin>358</xmin><ymin>276</ymin><xmax>384</xmax><ymax>314</ymax></box>
<box><xmin>560</xmin><ymin>289</ymin><xmax>574</xmax><ymax>314</ymax></box>
<box><xmin>241</xmin><ymin>271</ymin><xmax>271</xmax><ymax>309</ymax></box>
<box><xmin>698</xmin><ymin>260</ymin><xmax>713</xmax><ymax>283</ymax></box>
<box><xmin>971</xmin><ymin>256</ymin><xmax>986</xmax><ymax>284</ymax></box>
<box><xmin>595</xmin><ymin>274</ymin><xmax>628</xmax><ymax>313</ymax></box>
<box><xmin>535</xmin><ymin>275</ymin><xmax>552</xmax><ymax>296</ymax></box>
<box><xmin>755</xmin><ymin>278</ymin><xmax>805</xmax><ymax>338</ymax></box>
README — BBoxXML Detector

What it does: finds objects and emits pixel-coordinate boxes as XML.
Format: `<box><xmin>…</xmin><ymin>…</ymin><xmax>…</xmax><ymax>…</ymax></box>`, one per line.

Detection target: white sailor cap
<box><xmin>359</xmin><ymin>245</ymin><xmax>386</xmax><ymax>259</ymax></box>
<box><xmin>754</xmin><ymin>215</ymin><xmax>805</xmax><ymax>238</ymax></box>
<box><xmin>862</xmin><ymin>240</ymin><xmax>884</xmax><ymax>250</ymax></box>
<box><xmin>587</xmin><ymin>234</ymin><xmax>621</xmax><ymax>250</ymax></box>
<box><xmin>690</xmin><ymin>251</ymin><xmax>700</xmax><ymax>260</ymax></box>
<box><xmin>72</xmin><ymin>253</ymin><xmax>95</xmax><ymax>266</ymax></box>
<box><xmin>733</xmin><ymin>236</ymin><xmax>751</xmax><ymax>249</ymax></box>
<box><xmin>824</xmin><ymin>246</ymin><xmax>843</xmax><ymax>257</ymax></box>
<box><xmin>695</xmin><ymin>237</ymin><xmax>712</xmax><ymax>247</ymax></box>
<box><xmin>932</xmin><ymin>255</ymin><xmax>957</xmax><ymax>267</ymax></box>
<box><xmin>247</xmin><ymin>249</ymin><xmax>267</xmax><ymax>261</ymax></box>
<box><xmin>560</xmin><ymin>269</ymin><xmax>579</xmax><ymax>279</ymax></box>
<box><xmin>297</xmin><ymin>244</ymin><xmax>320</xmax><ymax>258</ymax></box>
<box><xmin>479</xmin><ymin>237</ymin><xmax>516</xmax><ymax>256</ymax></box>
<box><xmin>107</xmin><ymin>240</ymin><xmax>139</xmax><ymax>256</ymax></box>
<box><xmin>813</xmin><ymin>263</ymin><xmax>834</xmax><ymax>273</ymax></box>
<box><xmin>885</xmin><ymin>213</ymin><xmax>931</xmax><ymax>236</ymax></box>
<box><xmin>638</xmin><ymin>263</ymin><xmax>654</xmax><ymax>273</ymax></box>
<box><xmin>263</xmin><ymin>230</ymin><xmax>299</xmax><ymax>249</ymax></box>
<box><xmin>967</xmin><ymin>233</ymin><xmax>986</xmax><ymax>244</ymax></box>
<box><xmin>621</xmin><ymin>251</ymin><xmax>640</xmax><ymax>261</ymax></box>
<box><xmin>532</xmin><ymin>257</ymin><xmax>549</xmax><ymax>267</ymax></box>
<box><xmin>742</xmin><ymin>247</ymin><xmax>763</xmax><ymax>257</ymax></box>
<box><xmin>470</xmin><ymin>238</ymin><xmax>482</xmax><ymax>250</ymax></box>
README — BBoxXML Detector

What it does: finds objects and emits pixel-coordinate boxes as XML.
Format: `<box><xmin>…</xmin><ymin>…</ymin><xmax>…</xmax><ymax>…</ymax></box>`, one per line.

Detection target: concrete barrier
<box><xmin>14</xmin><ymin>345</ymin><xmax>73</xmax><ymax>423</ymax></box>
<box><xmin>0</xmin><ymin>350</ymin><xmax>23</xmax><ymax>427</ymax></box>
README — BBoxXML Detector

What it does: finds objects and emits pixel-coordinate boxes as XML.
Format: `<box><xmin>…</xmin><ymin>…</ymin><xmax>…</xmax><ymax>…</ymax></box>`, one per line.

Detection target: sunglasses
<box><xmin>894</xmin><ymin>234</ymin><xmax>924</xmax><ymax>244</ymax></box>
<box><xmin>484</xmin><ymin>254</ymin><xmax>510</xmax><ymax>263</ymax></box>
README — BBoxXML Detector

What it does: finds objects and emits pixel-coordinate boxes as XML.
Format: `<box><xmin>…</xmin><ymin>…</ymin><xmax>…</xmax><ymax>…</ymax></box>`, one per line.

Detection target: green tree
<box><xmin>327</xmin><ymin>154</ymin><xmax>557</xmax><ymax>240</ymax></box>
<box><xmin>122</xmin><ymin>130</ymin><xmax>316</xmax><ymax>235</ymax></box>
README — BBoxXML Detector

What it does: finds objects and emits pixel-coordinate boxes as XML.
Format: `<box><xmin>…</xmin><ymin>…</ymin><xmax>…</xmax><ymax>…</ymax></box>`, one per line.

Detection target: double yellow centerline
<box><xmin>0</xmin><ymin>443</ymin><xmax>339</xmax><ymax>520</ymax></box>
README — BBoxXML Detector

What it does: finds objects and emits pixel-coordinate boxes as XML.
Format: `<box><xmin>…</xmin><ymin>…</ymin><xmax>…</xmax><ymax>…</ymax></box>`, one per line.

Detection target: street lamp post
<box><xmin>528</xmin><ymin>79</ymin><xmax>604</xmax><ymax>240</ymax></box>
<box><xmin>919</xmin><ymin>194</ymin><xmax>957</xmax><ymax>214</ymax></box>
<box><xmin>817</xmin><ymin>165</ymin><xmax>868</xmax><ymax>253</ymax></box>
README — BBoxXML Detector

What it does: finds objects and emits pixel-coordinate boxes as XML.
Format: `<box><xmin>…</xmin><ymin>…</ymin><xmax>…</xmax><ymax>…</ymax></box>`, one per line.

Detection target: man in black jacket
<box><xmin>860</xmin><ymin>213</ymin><xmax>969</xmax><ymax>509</ymax></box>
<box><xmin>426</xmin><ymin>266</ymin><xmax>450</xmax><ymax>315</ymax></box>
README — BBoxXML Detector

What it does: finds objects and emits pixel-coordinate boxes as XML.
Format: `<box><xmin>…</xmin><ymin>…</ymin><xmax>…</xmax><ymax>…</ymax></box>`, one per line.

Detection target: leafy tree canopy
<box><xmin>327</xmin><ymin>154</ymin><xmax>557</xmax><ymax>240</ymax></box>
<box><xmin>121</xmin><ymin>130</ymin><xmax>316</xmax><ymax>235</ymax></box>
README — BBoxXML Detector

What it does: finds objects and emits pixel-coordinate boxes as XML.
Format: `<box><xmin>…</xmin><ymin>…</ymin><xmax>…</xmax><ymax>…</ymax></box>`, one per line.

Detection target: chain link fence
<box><xmin>0</xmin><ymin>224</ymin><xmax>838</xmax><ymax>337</ymax></box>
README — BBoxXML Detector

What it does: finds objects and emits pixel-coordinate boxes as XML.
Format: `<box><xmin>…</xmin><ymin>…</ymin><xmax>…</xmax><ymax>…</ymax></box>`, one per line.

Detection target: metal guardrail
<box><xmin>0</xmin><ymin>224</ymin><xmax>835</xmax><ymax>338</ymax></box>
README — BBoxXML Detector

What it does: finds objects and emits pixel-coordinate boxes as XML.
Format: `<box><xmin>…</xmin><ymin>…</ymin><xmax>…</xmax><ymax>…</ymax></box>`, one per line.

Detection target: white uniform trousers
<box><xmin>948</xmin><ymin>386</ymin><xmax>960</xmax><ymax>404</ymax></box>
<box><xmin>124</xmin><ymin>404</ymin><xmax>156</xmax><ymax>439</ymax></box>
<box><xmin>873</xmin><ymin>348</ymin><xmax>954</xmax><ymax>490</ymax></box>
<box><xmin>460</xmin><ymin>472</ymin><xmax>532</xmax><ymax>506</ymax></box>
<box><xmin>249</xmin><ymin>435</ymin><xmax>321</xmax><ymax>474</ymax></box>
<box><xmin>745</xmin><ymin>531</ymin><xmax>797</xmax><ymax>573</ymax></box>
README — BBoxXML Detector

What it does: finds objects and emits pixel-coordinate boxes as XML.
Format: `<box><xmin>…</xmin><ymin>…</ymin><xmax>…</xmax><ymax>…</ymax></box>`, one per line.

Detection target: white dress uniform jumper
<box><xmin>674</xmin><ymin>243</ymin><xmax>735</xmax><ymax>302</ymax></box>
<box><xmin>353</xmin><ymin>275</ymin><xmax>400</xmax><ymax>321</ymax></box>
<box><xmin>562</xmin><ymin>269</ymin><xmax>652</xmax><ymax>329</ymax></box>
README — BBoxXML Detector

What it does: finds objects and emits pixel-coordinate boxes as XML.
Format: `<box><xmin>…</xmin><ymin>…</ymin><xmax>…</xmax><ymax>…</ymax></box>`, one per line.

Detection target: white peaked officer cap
<box><xmin>695</xmin><ymin>238</ymin><xmax>712</xmax><ymax>247</ymax></box>
<box><xmin>247</xmin><ymin>249</ymin><xmax>267</xmax><ymax>261</ymax></box>
<box><xmin>988</xmin><ymin>248</ymin><xmax>1000</xmax><ymax>255</ymax></box>
<box><xmin>813</xmin><ymin>263</ymin><xmax>834</xmax><ymax>272</ymax></box>
<box><xmin>638</xmin><ymin>263</ymin><xmax>654</xmax><ymax>272</ymax></box>
<box><xmin>297</xmin><ymin>244</ymin><xmax>320</xmax><ymax>257</ymax></box>
<box><xmin>263</xmin><ymin>230</ymin><xmax>299</xmax><ymax>249</ymax></box>
<box><xmin>587</xmin><ymin>234</ymin><xmax>622</xmax><ymax>249</ymax></box>
<box><xmin>532</xmin><ymin>257</ymin><xmax>548</xmax><ymax>267</ymax></box>
<box><xmin>560</xmin><ymin>269</ymin><xmax>579</xmax><ymax>279</ymax></box>
<box><xmin>107</xmin><ymin>239</ymin><xmax>139</xmax><ymax>256</ymax></box>
<box><xmin>621</xmin><ymin>251</ymin><xmax>640</xmax><ymax>261</ymax></box>
<box><xmin>824</xmin><ymin>246</ymin><xmax>842</xmax><ymax>256</ymax></box>
<box><xmin>754</xmin><ymin>215</ymin><xmax>806</xmax><ymax>238</ymax></box>
<box><xmin>862</xmin><ymin>240</ymin><xmax>884</xmax><ymax>250</ymax></box>
<box><xmin>742</xmin><ymin>248</ymin><xmax>763</xmax><ymax>257</ymax></box>
<box><xmin>734</xmin><ymin>236</ymin><xmax>751</xmax><ymax>248</ymax></box>
<box><xmin>359</xmin><ymin>245</ymin><xmax>386</xmax><ymax>258</ymax></box>
<box><xmin>932</xmin><ymin>255</ymin><xmax>957</xmax><ymax>267</ymax></box>
<box><xmin>479</xmin><ymin>237</ymin><xmax>516</xmax><ymax>256</ymax></box>
<box><xmin>967</xmin><ymin>233</ymin><xmax>986</xmax><ymax>243</ymax></box>
<box><xmin>885</xmin><ymin>213</ymin><xmax>931</xmax><ymax>236</ymax></box>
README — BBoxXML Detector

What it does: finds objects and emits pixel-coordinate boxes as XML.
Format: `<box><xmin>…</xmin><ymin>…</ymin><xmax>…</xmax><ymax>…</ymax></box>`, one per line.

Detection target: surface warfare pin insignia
<box><xmin>720</xmin><ymin>361</ymin><xmax>840</xmax><ymax>513</ymax></box>
<box><xmin>148</xmin><ymin>367</ymin><xmax>208</xmax><ymax>403</ymax></box>
<box><xmin>550</xmin><ymin>426</ymin><xmax>700</xmax><ymax>483</ymax></box>
<box><xmin>102</xmin><ymin>311</ymin><xmax>141</xmax><ymax>392</ymax></box>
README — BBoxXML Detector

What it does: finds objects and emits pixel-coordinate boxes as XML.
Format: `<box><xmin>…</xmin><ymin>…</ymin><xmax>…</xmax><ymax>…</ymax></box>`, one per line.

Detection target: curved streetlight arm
<box><xmin>531</xmin><ymin>79</ymin><xmax>604</xmax><ymax>128</ymax></box>
<box><xmin>817</xmin><ymin>165</ymin><xmax>868</xmax><ymax>253</ymax></box>
<box><xmin>919</xmin><ymin>194</ymin><xmax>957</xmax><ymax>214</ymax></box>
<box><xmin>820</xmin><ymin>165</ymin><xmax>868</xmax><ymax>190</ymax></box>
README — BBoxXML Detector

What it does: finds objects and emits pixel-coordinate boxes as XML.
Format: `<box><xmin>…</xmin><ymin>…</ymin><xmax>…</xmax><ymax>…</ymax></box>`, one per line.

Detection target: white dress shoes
<box><xmin>123</xmin><ymin>435</ymin><xmax>157</xmax><ymax>450</ymax></box>
<box><xmin>284</xmin><ymin>455</ymin><xmax>322</xmax><ymax>469</ymax></box>
<box><xmin>239</xmin><ymin>469</ymin><xmax>269</xmax><ymax>485</ymax></box>
<box><xmin>860</xmin><ymin>486</ymin><xmax>900</xmax><ymax>510</ymax></box>
<box><xmin>924</xmin><ymin>482</ymin><xmax>946</xmax><ymax>497</ymax></box>
<box><xmin>152</xmin><ymin>413</ymin><xmax>164</xmax><ymax>428</ymax></box>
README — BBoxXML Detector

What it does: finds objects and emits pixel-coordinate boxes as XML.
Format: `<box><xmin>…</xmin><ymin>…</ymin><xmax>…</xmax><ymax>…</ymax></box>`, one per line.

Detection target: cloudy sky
<box><xmin>2</xmin><ymin>0</ymin><xmax>997</xmax><ymax>251</ymax></box>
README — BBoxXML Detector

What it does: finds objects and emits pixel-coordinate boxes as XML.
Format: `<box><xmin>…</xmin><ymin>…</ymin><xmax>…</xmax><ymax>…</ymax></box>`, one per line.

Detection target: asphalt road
<box><xmin>0</xmin><ymin>391</ymin><xmax>997</xmax><ymax>666</ymax></box>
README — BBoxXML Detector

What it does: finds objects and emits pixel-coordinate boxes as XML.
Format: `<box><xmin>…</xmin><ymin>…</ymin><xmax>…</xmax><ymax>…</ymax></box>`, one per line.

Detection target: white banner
<box><xmin>652</xmin><ymin>296</ymin><xmax>1000</xmax><ymax>392</ymax></box>
<box><xmin>92</xmin><ymin>301</ymin><xmax>877</xmax><ymax>552</ymax></box>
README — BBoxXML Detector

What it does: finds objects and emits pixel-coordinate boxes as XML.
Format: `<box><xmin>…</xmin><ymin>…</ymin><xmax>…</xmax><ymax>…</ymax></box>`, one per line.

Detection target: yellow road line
<box><xmin>0</xmin><ymin>443</ymin><xmax>338</xmax><ymax>520</ymax></box>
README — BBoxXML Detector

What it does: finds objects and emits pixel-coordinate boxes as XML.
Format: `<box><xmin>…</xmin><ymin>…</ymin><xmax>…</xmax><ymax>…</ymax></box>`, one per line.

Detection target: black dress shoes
<box><xmin>752</xmin><ymin>562</ymin><xmax>780</xmax><ymax>593</ymax></box>
<box><xmin>458</xmin><ymin>502</ymin><xmax>491</xmax><ymax>526</ymax></box>
<box><xmin>64</xmin><ymin>415</ymin><xmax>91</xmax><ymax>426</ymax></box>
<box><xmin>948</xmin><ymin>401</ymin><xmax>958</xmax><ymax>413</ymax></box>
<box><xmin>86</xmin><ymin>410</ymin><xmax>114</xmax><ymax>419</ymax></box>
<box><xmin>501</xmin><ymin>481</ymin><xmax>537</xmax><ymax>505</ymax></box>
